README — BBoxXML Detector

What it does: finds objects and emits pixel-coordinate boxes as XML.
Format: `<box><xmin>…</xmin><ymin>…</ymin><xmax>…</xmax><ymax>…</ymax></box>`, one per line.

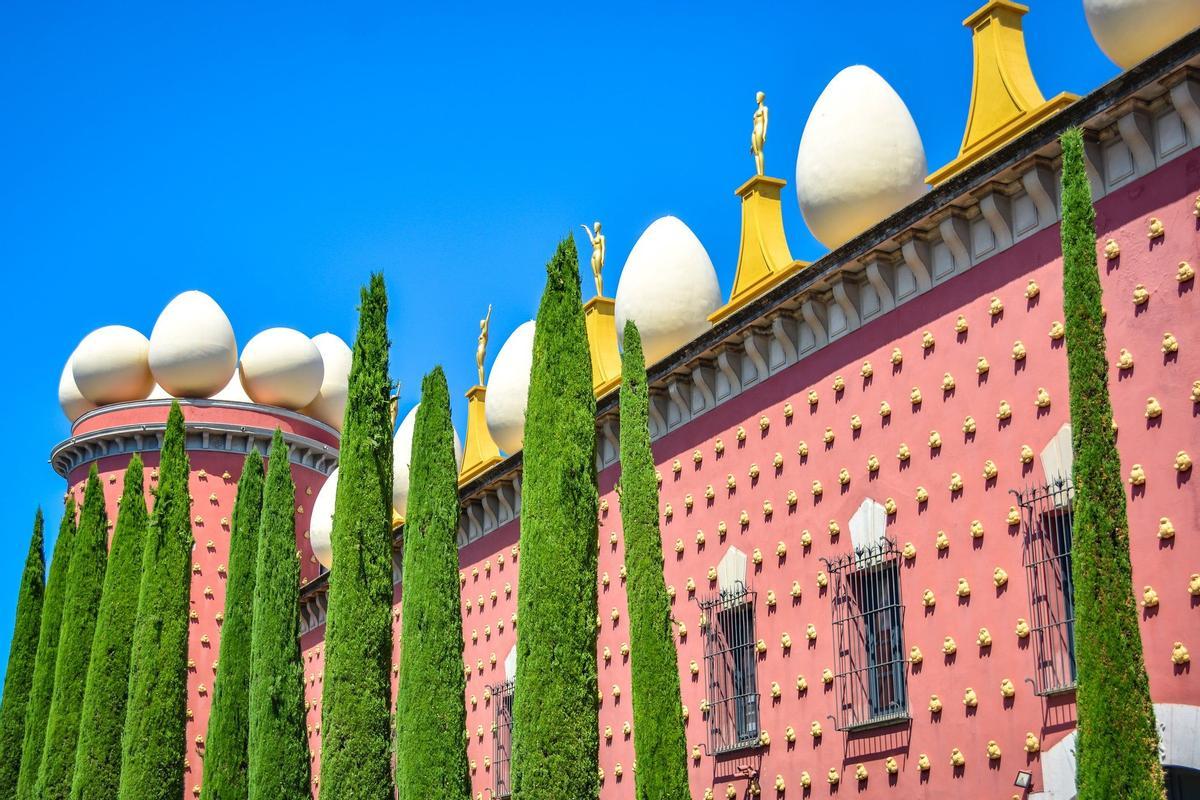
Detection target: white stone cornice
<box><xmin>51</xmin><ymin>419</ymin><xmax>338</xmax><ymax>478</ymax></box>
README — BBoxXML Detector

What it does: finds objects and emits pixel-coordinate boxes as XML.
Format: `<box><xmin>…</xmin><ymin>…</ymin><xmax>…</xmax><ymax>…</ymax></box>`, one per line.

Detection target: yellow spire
<box><xmin>584</xmin><ymin>296</ymin><xmax>621</xmax><ymax>397</ymax></box>
<box><xmin>459</xmin><ymin>384</ymin><xmax>502</xmax><ymax>485</ymax></box>
<box><xmin>926</xmin><ymin>1</ymin><xmax>1077</xmax><ymax>185</ymax></box>
<box><xmin>709</xmin><ymin>175</ymin><xmax>807</xmax><ymax>324</ymax></box>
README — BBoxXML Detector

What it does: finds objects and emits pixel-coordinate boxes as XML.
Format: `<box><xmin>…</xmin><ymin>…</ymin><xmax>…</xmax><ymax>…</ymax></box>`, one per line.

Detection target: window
<box><xmin>491</xmin><ymin>680</ymin><xmax>514</xmax><ymax>798</ymax></box>
<box><xmin>826</xmin><ymin>539</ymin><xmax>908</xmax><ymax>730</ymax></box>
<box><xmin>698</xmin><ymin>582</ymin><xmax>760</xmax><ymax>753</ymax></box>
<box><xmin>1014</xmin><ymin>479</ymin><xmax>1076</xmax><ymax>695</ymax></box>
<box><xmin>1166</xmin><ymin>766</ymin><xmax>1200</xmax><ymax>800</ymax></box>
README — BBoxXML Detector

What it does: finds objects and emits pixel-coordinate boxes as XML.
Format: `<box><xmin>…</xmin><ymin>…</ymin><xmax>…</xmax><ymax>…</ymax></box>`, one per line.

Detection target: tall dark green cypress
<box><xmin>394</xmin><ymin>368</ymin><xmax>469</xmax><ymax>800</ymax></box>
<box><xmin>511</xmin><ymin>237</ymin><xmax>599</xmax><ymax>800</ymax></box>
<box><xmin>618</xmin><ymin>322</ymin><xmax>690</xmax><ymax>800</ymax></box>
<box><xmin>202</xmin><ymin>450</ymin><xmax>264</xmax><ymax>800</ymax></box>
<box><xmin>1060</xmin><ymin>128</ymin><xmax>1163</xmax><ymax>799</ymax></box>
<box><xmin>118</xmin><ymin>401</ymin><xmax>194</xmax><ymax>800</ymax></box>
<box><xmin>70</xmin><ymin>456</ymin><xmax>149</xmax><ymax>800</ymax></box>
<box><xmin>319</xmin><ymin>274</ymin><xmax>395</xmax><ymax>800</ymax></box>
<box><xmin>16</xmin><ymin>498</ymin><xmax>75</xmax><ymax>800</ymax></box>
<box><xmin>0</xmin><ymin>510</ymin><xmax>46</xmax><ymax>798</ymax></box>
<box><xmin>37</xmin><ymin>465</ymin><xmax>110</xmax><ymax>800</ymax></box>
<box><xmin>247</xmin><ymin>430</ymin><xmax>310</xmax><ymax>800</ymax></box>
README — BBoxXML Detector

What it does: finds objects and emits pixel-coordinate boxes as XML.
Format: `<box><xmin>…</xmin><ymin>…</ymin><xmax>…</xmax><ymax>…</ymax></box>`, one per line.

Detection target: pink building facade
<box><xmin>49</xmin><ymin>24</ymin><xmax>1200</xmax><ymax>800</ymax></box>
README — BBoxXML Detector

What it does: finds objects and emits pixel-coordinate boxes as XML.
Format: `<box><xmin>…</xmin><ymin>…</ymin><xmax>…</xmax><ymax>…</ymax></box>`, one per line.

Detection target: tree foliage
<box><xmin>70</xmin><ymin>457</ymin><xmax>148</xmax><ymax>800</ymax></box>
<box><xmin>618</xmin><ymin>322</ymin><xmax>691</xmax><ymax>800</ymax></box>
<box><xmin>511</xmin><ymin>237</ymin><xmax>600</xmax><ymax>800</ymax></box>
<box><xmin>15</xmin><ymin>498</ymin><xmax>76</xmax><ymax>800</ymax></box>
<box><xmin>37</xmin><ymin>465</ymin><xmax>110</xmax><ymax>800</ymax></box>
<box><xmin>118</xmin><ymin>401</ymin><xmax>194</xmax><ymax>800</ymax></box>
<box><xmin>319</xmin><ymin>274</ymin><xmax>395</xmax><ymax>800</ymax></box>
<box><xmin>1060</xmin><ymin>128</ymin><xmax>1163</xmax><ymax>800</ymax></box>
<box><xmin>247</xmin><ymin>430</ymin><xmax>310</xmax><ymax>800</ymax></box>
<box><xmin>202</xmin><ymin>450</ymin><xmax>264</xmax><ymax>800</ymax></box>
<box><xmin>0</xmin><ymin>510</ymin><xmax>45</xmax><ymax>798</ymax></box>
<box><xmin>394</xmin><ymin>368</ymin><xmax>469</xmax><ymax>800</ymax></box>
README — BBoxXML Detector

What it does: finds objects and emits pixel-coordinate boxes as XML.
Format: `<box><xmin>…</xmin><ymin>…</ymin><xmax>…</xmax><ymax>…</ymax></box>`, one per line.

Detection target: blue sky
<box><xmin>0</xmin><ymin>2</ymin><xmax>1118</xmax><ymax>680</ymax></box>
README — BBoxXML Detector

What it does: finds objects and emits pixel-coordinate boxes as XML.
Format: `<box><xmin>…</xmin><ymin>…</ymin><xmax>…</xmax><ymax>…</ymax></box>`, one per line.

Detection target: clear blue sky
<box><xmin>0</xmin><ymin>2</ymin><xmax>1118</xmax><ymax>681</ymax></box>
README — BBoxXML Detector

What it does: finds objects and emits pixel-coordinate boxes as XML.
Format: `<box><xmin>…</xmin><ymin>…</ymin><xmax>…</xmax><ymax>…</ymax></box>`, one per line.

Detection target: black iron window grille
<box><xmin>697</xmin><ymin>581</ymin><xmax>760</xmax><ymax>754</ymax></box>
<box><xmin>1013</xmin><ymin>478</ymin><xmax>1077</xmax><ymax>695</ymax></box>
<box><xmin>824</xmin><ymin>538</ymin><xmax>909</xmax><ymax>731</ymax></box>
<box><xmin>491</xmin><ymin>680</ymin><xmax>515</xmax><ymax>798</ymax></box>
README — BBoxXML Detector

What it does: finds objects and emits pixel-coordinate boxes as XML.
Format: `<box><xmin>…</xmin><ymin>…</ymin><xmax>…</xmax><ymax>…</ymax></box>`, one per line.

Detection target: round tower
<box><xmin>51</xmin><ymin>398</ymin><xmax>337</xmax><ymax>797</ymax></box>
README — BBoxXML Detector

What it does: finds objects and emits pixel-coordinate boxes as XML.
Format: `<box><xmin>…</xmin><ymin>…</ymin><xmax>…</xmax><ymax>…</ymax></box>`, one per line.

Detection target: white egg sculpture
<box><xmin>238</xmin><ymin>328</ymin><xmax>324</xmax><ymax>410</ymax></box>
<box><xmin>392</xmin><ymin>404</ymin><xmax>464</xmax><ymax>519</ymax></box>
<box><xmin>1083</xmin><ymin>0</ymin><xmax>1200</xmax><ymax>68</ymax></box>
<box><xmin>310</xmin><ymin>468</ymin><xmax>337</xmax><ymax>569</ymax></box>
<box><xmin>614</xmin><ymin>216</ymin><xmax>722</xmax><ymax>365</ymax></box>
<box><xmin>485</xmin><ymin>321</ymin><xmax>536</xmax><ymax>455</ymax></box>
<box><xmin>212</xmin><ymin>371</ymin><xmax>253</xmax><ymax>403</ymax></box>
<box><xmin>148</xmin><ymin>291</ymin><xmax>238</xmax><ymax>398</ymax></box>
<box><xmin>72</xmin><ymin>326</ymin><xmax>155</xmax><ymax>405</ymax></box>
<box><xmin>58</xmin><ymin>352</ymin><xmax>98</xmax><ymax>422</ymax></box>
<box><xmin>795</xmin><ymin>65</ymin><xmax>928</xmax><ymax>250</ymax></box>
<box><xmin>301</xmin><ymin>333</ymin><xmax>353</xmax><ymax>430</ymax></box>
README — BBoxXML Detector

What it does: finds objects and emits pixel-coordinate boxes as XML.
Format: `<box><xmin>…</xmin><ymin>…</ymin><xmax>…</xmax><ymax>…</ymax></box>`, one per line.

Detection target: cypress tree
<box><xmin>117</xmin><ymin>401</ymin><xmax>194</xmax><ymax>800</ymax></box>
<box><xmin>319</xmin><ymin>274</ymin><xmax>395</xmax><ymax>800</ymax></box>
<box><xmin>1060</xmin><ymin>128</ymin><xmax>1163</xmax><ymax>799</ymax></box>
<box><xmin>70</xmin><ymin>456</ymin><xmax>149</xmax><ymax>800</ymax></box>
<box><xmin>618</xmin><ymin>322</ymin><xmax>691</xmax><ymax>800</ymax></box>
<box><xmin>394</xmin><ymin>368</ymin><xmax>469</xmax><ymax>800</ymax></box>
<box><xmin>202</xmin><ymin>450</ymin><xmax>264</xmax><ymax>800</ymax></box>
<box><xmin>37</xmin><ymin>465</ymin><xmax>110</xmax><ymax>800</ymax></box>
<box><xmin>0</xmin><ymin>510</ymin><xmax>46</xmax><ymax>798</ymax></box>
<box><xmin>15</xmin><ymin>498</ymin><xmax>76</xmax><ymax>800</ymax></box>
<box><xmin>511</xmin><ymin>236</ymin><xmax>600</xmax><ymax>800</ymax></box>
<box><xmin>247</xmin><ymin>430</ymin><xmax>310</xmax><ymax>800</ymax></box>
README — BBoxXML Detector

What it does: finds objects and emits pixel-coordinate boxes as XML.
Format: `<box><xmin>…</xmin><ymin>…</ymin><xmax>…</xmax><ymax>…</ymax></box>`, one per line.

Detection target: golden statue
<box><xmin>580</xmin><ymin>221</ymin><xmax>606</xmax><ymax>297</ymax></box>
<box><xmin>751</xmin><ymin>90</ymin><xmax>768</xmax><ymax>176</ymax></box>
<box><xmin>476</xmin><ymin>304</ymin><xmax>492</xmax><ymax>386</ymax></box>
<box><xmin>389</xmin><ymin>389</ymin><xmax>399</xmax><ymax>429</ymax></box>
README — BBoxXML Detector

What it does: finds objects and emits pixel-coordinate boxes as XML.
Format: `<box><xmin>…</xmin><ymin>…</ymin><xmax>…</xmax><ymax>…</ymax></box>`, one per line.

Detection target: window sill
<box><xmin>838</xmin><ymin>712</ymin><xmax>911</xmax><ymax>733</ymax></box>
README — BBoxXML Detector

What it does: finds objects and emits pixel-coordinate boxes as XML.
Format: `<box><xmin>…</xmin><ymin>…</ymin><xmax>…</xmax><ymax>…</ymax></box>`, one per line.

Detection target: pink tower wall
<box><xmin>62</xmin><ymin>401</ymin><xmax>336</xmax><ymax>800</ymax></box>
<box><xmin>297</xmin><ymin>152</ymin><xmax>1200</xmax><ymax>799</ymax></box>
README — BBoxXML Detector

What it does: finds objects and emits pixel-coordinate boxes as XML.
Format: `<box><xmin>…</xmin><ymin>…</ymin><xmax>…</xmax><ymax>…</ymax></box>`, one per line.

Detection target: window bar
<box><xmin>1014</xmin><ymin>479</ymin><xmax>1076</xmax><ymax>695</ymax></box>
<box><xmin>491</xmin><ymin>680</ymin><xmax>514</xmax><ymax>798</ymax></box>
<box><xmin>697</xmin><ymin>581</ymin><xmax>759</xmax><ymax>753</ymax></box>
<box><xmin>825</xmin><ymin>538</ymin><xmax>908</xmax><ymax>731</ymax></box>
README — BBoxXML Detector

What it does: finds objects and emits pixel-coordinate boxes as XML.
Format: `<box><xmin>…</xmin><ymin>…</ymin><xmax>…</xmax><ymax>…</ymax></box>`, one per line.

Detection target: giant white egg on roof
<box><xmin>1083</xmin><ymin>0</ymin><xmax>1200</xmax><ymax>69</ymax></box>
<box><xmin>310</xmin><ymin>467</ymin><xmax>337</xmax><ymax>569</ymax></box>
<box><xmin>795</xmin><ymin>65</ymin><xmax>927</xmax><ymax>250</ymax></box>
<box><xmin>238</xmin><ymin>327</ymin><xmax>324</xmax><ymax>410</ymax></box>
<box><xmin>613</xmin><ymin>216</ymin><xmax>722</xmax><ymax>365</ymax></box>
<box><xmin>301</xmin><ymin>332</ymin><xmax>353</xmax><ymax>430</ymax></box>
<box><xmin>71</xmin><ymin>325</ymin><xmax>155</xmax><ymax>404</ymax></box>
<box><xmin>391</xmin><ymin>404</ymin><xmax>464</xmax><ymax>519</ymax></box>
<box><xmin>58</xmin><ymin>350</ymin><xmax>98</xmax><ymax>422</ymax></box>
<box><xmin>148</xmin><ymin>290</ymin><xmax>238</xmax><ymax>398</ymax></box>
<box><xmin>485</xmin><ymin>320</ymin><xmax>536</xmax><ymax>455</ymax></box>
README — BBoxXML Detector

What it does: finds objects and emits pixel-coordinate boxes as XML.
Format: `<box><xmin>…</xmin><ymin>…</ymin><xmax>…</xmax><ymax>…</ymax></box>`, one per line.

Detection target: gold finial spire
<box><xmin>584</xmin><ymin>296</ymin><xmax>621</xmax><ymax>397</ymax></box>
<box><xmin>461</xmin><ymin>306</ymin><xmax>503</xmax><ymax>484</ymax></box>
<box><xmin>580</xmin><ymin>222</ymin><xmax>606</xmax><ymax>297</ymax></box>
<box><xmin>709</xmin><ymin>94</ymin><xmax>807</xmax><ymax>324</ymax></box>
<box><xmin>459</xmin><ymin>384</ymin><xmax>503</xmax><ymax>485</ymax></box>
<box><xmin>926</xmin><ymin>1</ymin><xmax>1077</xmax><ymax>185</ymax></box>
